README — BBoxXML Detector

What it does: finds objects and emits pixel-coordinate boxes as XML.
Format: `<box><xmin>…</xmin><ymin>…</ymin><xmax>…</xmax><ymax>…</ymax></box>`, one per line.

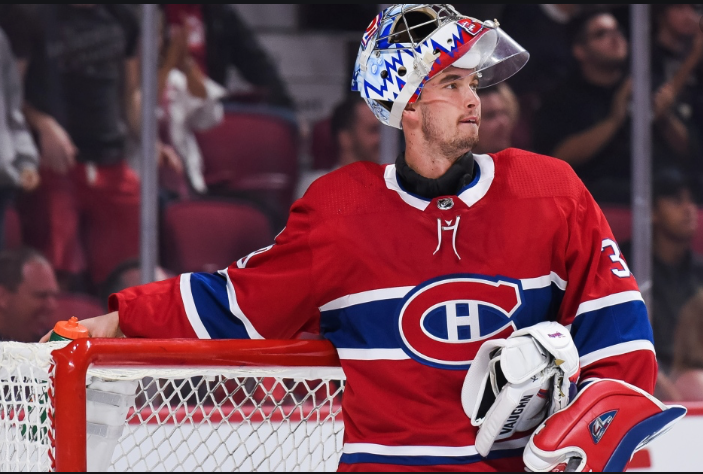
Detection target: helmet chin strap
<box><xmin>388</xmin><ymin>70</ymin><xmax>424</xmax><ymax>130</ymax></box>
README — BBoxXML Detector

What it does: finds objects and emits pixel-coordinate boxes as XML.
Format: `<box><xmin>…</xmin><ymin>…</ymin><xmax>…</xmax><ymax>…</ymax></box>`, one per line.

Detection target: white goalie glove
<box><xmin>461</xmin><ymin>321</ymin><xmax>580</xmax><ymax>457</ymax></box>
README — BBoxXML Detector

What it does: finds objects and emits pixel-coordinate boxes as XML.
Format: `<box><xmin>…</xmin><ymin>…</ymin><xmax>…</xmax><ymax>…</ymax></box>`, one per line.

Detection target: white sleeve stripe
<box><xmin>219</xmin><ymin>270</ymin><xmax>264</xmax><ymax>340</ymax></box>
<box><xmin>342</xmin><ymin>436</ymin><xmax>530</xmax><ymax>457</ymax></box>
<box><xmin>520</xmin><ymin>272</ymin><xmax>568</xmax><ymax>291</ymax></box>
<box><xmin>179</xmin><ymin>273</ymin><xmax>211</xmax><ymax>339</ymax></box>
<box><xmin>337</xmin><ymin>349</ymin><xmax>410</xmax><ymax>360</ymax></box>
<box><xmin>320</xmin><ymin>287</ymin><xmax>415</xmax><ymax>312</ymax></box>
<box><xmin>579</xmin><ymin>340</ymin><xmax>655</xmax><ymax>367</ymax></box>
<box><xmin>575</xmin><ymin>291</ymin><xmax>644</xmax><ymax>318</ymax></box>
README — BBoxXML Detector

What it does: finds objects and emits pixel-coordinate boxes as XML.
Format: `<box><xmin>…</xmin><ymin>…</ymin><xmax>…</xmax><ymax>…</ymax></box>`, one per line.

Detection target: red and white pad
<box><xmin>523</xmin><ymin>379</ymin><xmax>686</xmax><ymax>472</ymax></box>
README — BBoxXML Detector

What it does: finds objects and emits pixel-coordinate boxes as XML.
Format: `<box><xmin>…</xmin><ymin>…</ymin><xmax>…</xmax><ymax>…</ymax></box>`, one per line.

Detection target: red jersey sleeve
<box><xmin>110</xmin><ymin>199</ymin><xmax>319</xmax><ymax>340</ymax></box>
<box><xmin>557</xmin><ymin>186</ymin><xmax>657</xmax><ymax>394</ymax></box>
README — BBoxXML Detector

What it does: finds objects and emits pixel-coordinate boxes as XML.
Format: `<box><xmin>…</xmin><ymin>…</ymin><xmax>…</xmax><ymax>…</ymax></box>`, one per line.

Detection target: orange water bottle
<box><xmin>24</xmin><ymin>318</ymin><xmax>90</xmax><ymax>441</ymax></box>
<box><xmin>49</xmin><ymin>317</ymin><xmax>89</xmax><ymax>342</ymax></box>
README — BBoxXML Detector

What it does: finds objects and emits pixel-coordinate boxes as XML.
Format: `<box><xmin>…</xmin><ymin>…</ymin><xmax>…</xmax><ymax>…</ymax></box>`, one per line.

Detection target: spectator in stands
<box><xmin>0</xmin><ymin>248</ymin><xmax>58</xmax><ymax>342</ymax></box>
<box><xmin>296</xmin><ymin>95</ymin><xmax>380</xmax><ymax>198</ymax></box>
<box><xmin>158</xmin><ymin>14</ymin><xmax>226</xmax><ymax>195</ymax></box>
<box><xmin>472</xmin><ymin>84</ymin><xmax>519</xmax><ymax>155</ymax></box>
<box><xmin>0</xmin><ymin>4</ymin><xmax>38</xmax><ymax>78</ymax></box>
<box><xmin>162</xmin><ymin>5</ymin><xmax>294</xmax><ymax>109</ymax></box>
<box><xmin>17</xmin><ymin>5</ymin><xmax>142</xmax><ymax>290</ymax></box>
<box><xmin>0</xmin><ymin>27</ymin><xmax>39</xmax><ymax>250</ymax></box>
<box><xmin>498</xmin><ymin>5</ymin><xmax>581</xmax><ymax>149</ymax></box>
<box><xmin>672</xmin><ymin>289</ymin><xmax>703</xmax><ymax>400</ymax></box>
<box><xmin>649</xmin><ymin>170</ymin><xmax>703</xmax><ymax>374</ymax></box>
<box><xmin>534</xmin><ymin>9</ymin><xmax>692</xmax><ymax>204</ymax></box>
<box><xmin>651</xmin><ymin>4</ymin><xmax>703</xmax><ymax>192</ymax></box>
<box><xmin>500</xmin><ymin>5</ymin><xmax>581</xmax><ymax>100</ymax></box>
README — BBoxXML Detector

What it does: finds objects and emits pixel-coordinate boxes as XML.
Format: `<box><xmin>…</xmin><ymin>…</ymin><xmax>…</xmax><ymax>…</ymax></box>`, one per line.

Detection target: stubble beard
<box><xmin>421</xmin><ymin>107</ymin><xmax>478</xmax><ymax>158</ymax></box>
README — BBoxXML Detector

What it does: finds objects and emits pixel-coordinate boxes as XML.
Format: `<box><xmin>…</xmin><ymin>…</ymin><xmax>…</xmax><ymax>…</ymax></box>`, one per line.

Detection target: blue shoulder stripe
<box><xmin>571</xmin><ymin>300</ymin><xmax>653</xmax><ymax>357</ymax></box>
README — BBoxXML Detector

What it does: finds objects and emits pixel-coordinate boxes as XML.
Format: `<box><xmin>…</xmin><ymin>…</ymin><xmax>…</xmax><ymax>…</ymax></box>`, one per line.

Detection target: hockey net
<box><xmin>0</xmin><ymin>339</ymin><xmax>345</xmax><ymax>472</ymax></box>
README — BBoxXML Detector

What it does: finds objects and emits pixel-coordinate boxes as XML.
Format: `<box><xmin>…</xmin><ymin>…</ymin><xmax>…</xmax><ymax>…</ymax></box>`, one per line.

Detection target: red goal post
<box><xmin>1</xmin><ymin>339</ymin><xmax>344</xmax><ymax>472</ymax></box>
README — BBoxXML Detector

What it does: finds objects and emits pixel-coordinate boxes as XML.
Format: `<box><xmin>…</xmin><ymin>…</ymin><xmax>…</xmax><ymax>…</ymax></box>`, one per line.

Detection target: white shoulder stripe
<box><xmin>179</xmin><ymin>273</ymin><xmax>211</xmax><ymax>339</ymax></box>
<box><xmin>337</xmin><ymin>349</ymin><xmax>410</xmax><ymax>361</ymax></box>
<box><xmin>342</xmin><ymin>436</ymin><xmax>529</xmax><ymax>457</ymax></box>
<box><xmin>320</xmin><ymin>287</ymin><xmax>414</xmax><ymax>312</ymax></box>
<box><xmin>520</xmin><ymin>272</ymin><xmax>568</xmax><ymax>291</ymax></box>
<box><xmin>219</xmin><ymin>270</ymin><xmax>264</xmax><ymax>339</ymax></box>
<box><xmin>580</xmin><ymin>340</ymin><xmax>655</xmax><ymax>367</ymax></box>
<box><xmin>457</xmin><ymin>153</ymin><xmax>495</xmax><ymax>208</ymax></box>
<box><xmin>575</xmin><ymin>291</ymin><xmax>644</xmax><ymax>318</ymax></box>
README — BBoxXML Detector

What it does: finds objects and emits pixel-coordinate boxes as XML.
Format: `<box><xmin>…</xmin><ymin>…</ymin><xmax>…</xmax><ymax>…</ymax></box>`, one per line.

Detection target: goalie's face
<box><xmin>406</xmin><ymin>66</ymin><xmax>482</xmax><ymax>156</ymax></box>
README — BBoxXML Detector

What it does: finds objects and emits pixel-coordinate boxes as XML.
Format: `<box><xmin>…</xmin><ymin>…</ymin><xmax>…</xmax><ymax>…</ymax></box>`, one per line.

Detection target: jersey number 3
<box><xmin>601</xmin><ymin>238</ymin><xmax>631</xmax><ymax>278</ymax></box>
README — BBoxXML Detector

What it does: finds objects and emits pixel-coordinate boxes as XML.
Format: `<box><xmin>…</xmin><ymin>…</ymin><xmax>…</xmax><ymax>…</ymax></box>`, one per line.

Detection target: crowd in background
<box><xmin>0</xmin><ymin>4</ymin><xmax>702</xmax><ymax>401</ymax></box>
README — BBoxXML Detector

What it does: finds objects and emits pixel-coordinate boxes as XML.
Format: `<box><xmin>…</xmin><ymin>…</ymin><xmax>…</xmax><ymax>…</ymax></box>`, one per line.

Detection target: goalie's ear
<box><xmin>523</xmin><ymin>379</ymin><xmax>687</xmax><ymax>472</ymax></box>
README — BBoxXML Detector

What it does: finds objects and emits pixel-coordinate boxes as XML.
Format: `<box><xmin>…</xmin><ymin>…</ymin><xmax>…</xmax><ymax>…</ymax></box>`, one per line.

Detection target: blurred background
<box><xmin>0</xmin><ymin>4</ymin><xmax>703</xmax><ymax>410</ymax></box>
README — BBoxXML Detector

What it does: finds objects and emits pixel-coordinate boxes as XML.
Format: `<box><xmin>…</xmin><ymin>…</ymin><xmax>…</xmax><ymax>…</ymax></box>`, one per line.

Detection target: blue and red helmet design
<box><xmin>352</xmin><ymin>4</ymin><xmax>529</xmax><ymax>129</ymax></box>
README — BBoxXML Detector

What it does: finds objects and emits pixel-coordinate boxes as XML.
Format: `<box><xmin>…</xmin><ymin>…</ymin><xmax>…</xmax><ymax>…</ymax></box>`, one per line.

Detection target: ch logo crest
<box><xmin>397</xmin><ymin>275</ymin><xmax>522</xmax><ymax>369</ymax></box>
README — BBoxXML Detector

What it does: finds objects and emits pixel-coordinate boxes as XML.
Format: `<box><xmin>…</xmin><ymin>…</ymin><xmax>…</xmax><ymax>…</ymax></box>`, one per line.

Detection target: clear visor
<box><xmin>450</xmin><ymin>26</ymin><xmax>529</xmax><ymax>89</ymax></box>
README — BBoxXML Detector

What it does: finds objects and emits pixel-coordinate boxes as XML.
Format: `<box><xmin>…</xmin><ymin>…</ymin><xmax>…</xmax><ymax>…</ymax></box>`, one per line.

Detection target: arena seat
<box><xmin>162</xmin><ymin>200</ymin><xmax>273</xmax><ymax>274</ymax></box>
<box><xmin>311</xmin><ymin>117</ymin><xmax>338</xmax><ymax>171</ymax></box>
<box><xmin>601</xmin><ymin>206</ymin><xmax>632</xmax><ymax>244</ymax></box>
<box><xmin>195</xmin><ymin>110</ymin><xmax>299</xmax><ymax>221</ymax></box>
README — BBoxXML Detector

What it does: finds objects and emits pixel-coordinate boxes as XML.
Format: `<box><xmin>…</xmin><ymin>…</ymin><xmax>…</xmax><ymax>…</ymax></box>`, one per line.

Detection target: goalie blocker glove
<box><xmin>523</xmin><ymin>379</ymin><xmax>686</xmax><ymax>472</ymax></box>
<box><xmin>462</xmin><ymin>321</ymin><xmax>580</xmax><ymax>457</ymax></box>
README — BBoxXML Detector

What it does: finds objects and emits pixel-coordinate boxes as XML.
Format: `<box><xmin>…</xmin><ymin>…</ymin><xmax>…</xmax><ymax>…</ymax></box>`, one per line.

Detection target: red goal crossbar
<box><xmin>50</xmin><ymin>339</ymin><xmax>341</xmax><ymax>472</ymax></box>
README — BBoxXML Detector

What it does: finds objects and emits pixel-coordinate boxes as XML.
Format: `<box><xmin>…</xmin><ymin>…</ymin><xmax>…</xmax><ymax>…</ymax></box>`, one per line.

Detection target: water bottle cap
<box><xmin>53</xmin><ymin>317</ymin><xmax>89</xmax><ymax>340</ymax></box>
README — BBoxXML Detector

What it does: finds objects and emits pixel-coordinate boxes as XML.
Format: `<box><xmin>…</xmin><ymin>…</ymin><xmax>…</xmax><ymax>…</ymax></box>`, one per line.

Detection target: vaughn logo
<box><xmin>397</xmin><ymin>275</ymin><xmax>523</xmax><ymax>369</ymax></box>
<box><xmin>500</xmin><ymin>395</ymin><xmax>534</xmax><ymax>436</ymax></box>
<box><xmin>589</xmin><ymin>410</ymin><xmax>618</xmax><ymax>444</ymax></box>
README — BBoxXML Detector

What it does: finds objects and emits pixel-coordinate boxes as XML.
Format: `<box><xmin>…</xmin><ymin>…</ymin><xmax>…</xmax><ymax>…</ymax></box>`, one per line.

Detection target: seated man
<box><xmin>0</xmin><ymin>247</ymin><xmax>58</xmax><ymax>342</ymax></box>
<box><xmin>623</xmin><ymin>169</ymin><xmax>703</xmax><ymax>374</ymax></box>
<box><xmin>296</xmin><ymin>95</ymin><xmax>380</xmax><ymax>198</ymax></box>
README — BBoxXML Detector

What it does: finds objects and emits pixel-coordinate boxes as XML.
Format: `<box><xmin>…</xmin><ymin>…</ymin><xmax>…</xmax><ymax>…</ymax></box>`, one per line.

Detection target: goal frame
<box><xmin>50</xmin><ymin>339</ymin><xmax>341</xmax><ymax>472</ymax></box>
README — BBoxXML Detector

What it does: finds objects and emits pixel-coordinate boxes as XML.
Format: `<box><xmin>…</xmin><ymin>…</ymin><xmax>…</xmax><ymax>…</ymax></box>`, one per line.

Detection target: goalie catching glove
<box><xmin>461</xmin><ymin>322</ymin><xmax>580</xmax><ymax>457</ymax></box>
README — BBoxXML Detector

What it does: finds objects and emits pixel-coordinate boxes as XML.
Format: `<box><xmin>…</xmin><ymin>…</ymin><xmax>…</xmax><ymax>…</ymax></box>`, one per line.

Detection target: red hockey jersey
<box><xmin>111</xmin><ymin>149</ymin><xmax>657</xmax><ymax>471</ymax></box>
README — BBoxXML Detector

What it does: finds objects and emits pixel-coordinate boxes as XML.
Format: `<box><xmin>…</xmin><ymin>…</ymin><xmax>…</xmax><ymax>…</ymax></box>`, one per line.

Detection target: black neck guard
<box><xmin>395</xmin><ymin>151</ymin><xmax>475</xmax><ymax>199</ymax></box>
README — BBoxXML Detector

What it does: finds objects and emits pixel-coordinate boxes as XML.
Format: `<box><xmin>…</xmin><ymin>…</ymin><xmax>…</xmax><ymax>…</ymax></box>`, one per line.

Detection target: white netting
<box><xmin>0</xmin><ymin>342</ymin><xmax>346</xmax><ymax>472</ymax></box>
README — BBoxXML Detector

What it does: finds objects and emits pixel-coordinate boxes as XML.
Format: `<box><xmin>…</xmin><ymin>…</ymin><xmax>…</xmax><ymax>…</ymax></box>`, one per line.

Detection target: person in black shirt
<box><xmin>0</xmin><ymin>4</ymin><xmax>39</xmax><ymax>77</ymax></box>
<box><xmin>651</xmin><ymin>4</ymin><xmax>703</xmax><ymax>195</ymax></box>
<box><xmin>534</xmin><ymin>10</ymin><xmax>692</xmax><ymax>204</ymax></box>
<box><xmin>18</xmin><ymin>5</ymin><xmax>142</xmax><ymax>288</ymax></box>
<box><xmin>645</xmin><ymin>170</ymin><xmax>703</xmax><ymax>375</ymax></box>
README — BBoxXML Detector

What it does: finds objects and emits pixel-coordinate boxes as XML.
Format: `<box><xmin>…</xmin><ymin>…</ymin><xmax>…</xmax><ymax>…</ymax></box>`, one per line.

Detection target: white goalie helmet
<box><xmin>351</xmin><ymin>4</ymin><xmax>530</xmax><ymax>129</ymax></box>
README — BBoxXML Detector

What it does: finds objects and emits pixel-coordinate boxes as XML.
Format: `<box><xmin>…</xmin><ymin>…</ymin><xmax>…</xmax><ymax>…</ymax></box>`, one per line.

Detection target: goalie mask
<box><xmin>351</xmin><ymin>4</ymin><xmax>530</xmax><ymax>129</ymax></box>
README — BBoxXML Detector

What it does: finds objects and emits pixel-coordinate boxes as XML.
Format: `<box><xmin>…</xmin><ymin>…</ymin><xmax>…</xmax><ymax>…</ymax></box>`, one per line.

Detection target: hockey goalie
<box><xmin>57</xmin><ymin>4</ymin><xmax>686</xmax><ymax>471</ymax></box>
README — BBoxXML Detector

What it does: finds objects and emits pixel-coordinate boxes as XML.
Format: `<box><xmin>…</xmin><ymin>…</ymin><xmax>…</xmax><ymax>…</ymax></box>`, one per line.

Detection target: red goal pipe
<box><xmin>50</xmin><ymin>339</ymin><xmax>340</xmax><ymax>472</ymax></box>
